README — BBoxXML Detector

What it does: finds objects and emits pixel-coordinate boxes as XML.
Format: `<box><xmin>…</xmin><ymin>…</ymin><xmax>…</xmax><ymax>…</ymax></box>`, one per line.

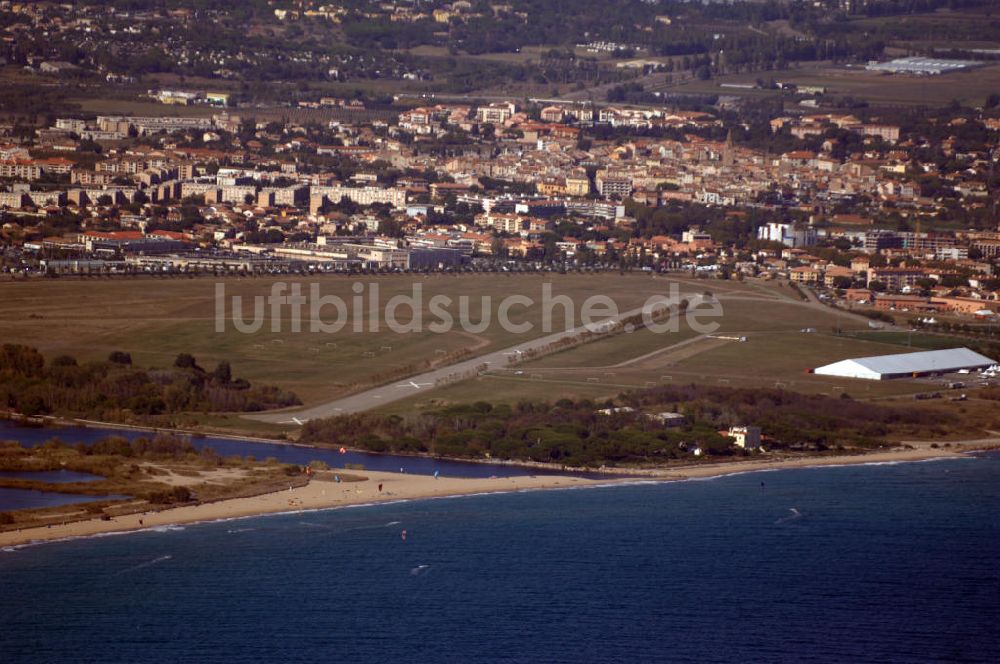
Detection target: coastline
<box><xmin>1</xmin><ymin>413</ymin><xmax>636</xmax><ymax>477</ymax></box>
<box><xmin>7</xmin><ymin>413</ymin><xmax>998</xmax><ymax>478</ymax></box>
<box><xmin>1</xmin><ymin>443</ymin><xmax>986</xmax><ymax>550</ymax></box>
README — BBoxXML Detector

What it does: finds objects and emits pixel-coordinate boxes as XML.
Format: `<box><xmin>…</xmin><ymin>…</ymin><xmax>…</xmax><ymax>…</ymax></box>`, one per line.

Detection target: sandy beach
<box><xmin>0</xmin><ymin>470</ymin><xmax>608</xmax><ymax>549</ymax></box>
<box><xmin>0</xmin><ymin>443</ymin><xmax>988</xmax><ymax>549</ymax></box>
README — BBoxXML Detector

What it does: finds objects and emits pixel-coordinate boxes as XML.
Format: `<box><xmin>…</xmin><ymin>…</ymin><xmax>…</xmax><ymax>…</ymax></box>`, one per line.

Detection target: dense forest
<box><xmin>298</xmin><ymin>385</ymin><xmax>971</xmax><ymax>467</ymax></box>
<box><xmin>0</xmin><ymin>345</ymin><xmax>300</xmax><ymax>419</ymax></box>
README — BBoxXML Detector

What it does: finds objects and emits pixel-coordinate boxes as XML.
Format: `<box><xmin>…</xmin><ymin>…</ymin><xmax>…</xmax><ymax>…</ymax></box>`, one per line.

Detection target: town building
<box><xmin>728</xmin><ymin>426</ymin><xmax>762</xmax><ymax>450</ymax></box>
<box><xmin>757</xmin><ymin>222</ymin><xmax>817</xmax><ymax>248</ymax></box>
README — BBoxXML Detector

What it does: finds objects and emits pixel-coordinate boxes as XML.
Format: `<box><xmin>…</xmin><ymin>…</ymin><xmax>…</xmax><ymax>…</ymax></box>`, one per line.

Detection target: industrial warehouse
<box><xmin>813</xmin><ymin>348</ymin><xmax>997</xmax><ymax>381</ymax></box>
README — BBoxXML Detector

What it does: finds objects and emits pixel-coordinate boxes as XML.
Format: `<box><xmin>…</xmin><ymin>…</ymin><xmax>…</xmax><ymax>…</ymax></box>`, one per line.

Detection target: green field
<box><xmin>667</xmin><ymin>62</ymin><xmax>1000</xmax><ymax>108</ymax></box>
<box><xmin>378</xmin><ymin>330</ymin><xmax>929</xmax><ymax>416</ymax></box>
<box><xmin>846</xmin><ymin>330</ymin><xmax>979</xmax><ymax>351</ymax></box>
<box><xmin>377</xmin><ymin>282</ymin><xmax>936</xmax><ymax>414</ymax></box>
<box><xmin>70</xmin><ymin>97</ymin><xmax>220</xmax><ymax>118</ymax></box>
<box><xmin>492</xmin><ymin>332</ymin><xmax>929</xmax><ymax>402</ymax></box>
<box><xmin>0</xmin><ymin>273</ymin><xmax>718</xmax><ymax>402</ymax></box>
<box><xmin>1</xmin><ymin>275</ymin><xmax>957</xmax><ymax>430</ymax></box>
<box><xmin>526</xmin><ymin>326</ymin><xmax>703</xmax><ymax>369</ymax></box>
<box><xmin>371</xmin><ymin>373</ymin><xmax>625</xmax><ymax>417</ymax></box>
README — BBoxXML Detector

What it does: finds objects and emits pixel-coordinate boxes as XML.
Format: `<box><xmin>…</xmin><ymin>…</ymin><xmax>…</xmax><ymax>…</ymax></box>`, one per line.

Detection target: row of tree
<box><xmin>298</xmin><ymin>384</ymin><xmax>958</xmax><ymax>467</ymax></box>
<box><xmin>0</xmin><ymin>345</ymin><xmax>300</xmax><ymax>418</ymax></box>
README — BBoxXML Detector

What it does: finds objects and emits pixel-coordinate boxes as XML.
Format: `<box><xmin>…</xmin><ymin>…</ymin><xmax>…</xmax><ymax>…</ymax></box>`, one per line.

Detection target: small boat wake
<box><xmin>299</xmin><ymin>520</ymin><xmax>403</xmax><ymax>534</ymax></box>
<box><xmin>410</xmin><ymin>564</ymin><xmax>431</xmax><ymax>576</ymax></box>
<box><xmin>775</xmin><ymin>508</ymin><xmax>802</xmax><ymax>525</ymax></box>
<box><xmin>298</xmin><ymin>521</ymin><xmax>333</xmax><ymax>529</ymax></box>
<box><xmin>116</xmin><ymin>554</ymin><xmax>172</xmax><ymax>575</ymax></box>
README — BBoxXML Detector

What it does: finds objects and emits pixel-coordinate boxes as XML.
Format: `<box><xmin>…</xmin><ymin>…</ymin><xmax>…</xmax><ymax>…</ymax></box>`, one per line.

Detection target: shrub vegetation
<box><xmin>0</xmin><ymin>344</ymin><xmax>300</xmax><ymax>419</ymax></box>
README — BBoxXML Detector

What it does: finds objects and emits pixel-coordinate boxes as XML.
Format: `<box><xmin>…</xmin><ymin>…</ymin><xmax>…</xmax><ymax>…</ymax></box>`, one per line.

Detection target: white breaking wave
<box><xmin>775</xmin><ymin>508</ymin><xmax>803</xmax><ymax>525</ymax></box>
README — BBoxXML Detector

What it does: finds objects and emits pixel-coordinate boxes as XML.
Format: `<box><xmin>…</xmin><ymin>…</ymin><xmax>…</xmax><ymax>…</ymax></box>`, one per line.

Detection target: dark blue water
<box><xmin>2</xmin><ymin>454</ymin><xmax>999</xmax><ymax>662</ymax></box>
<box><xmin>0</xmin><ymin>469</ymin><xmax>113</xmax><ymax>510</ymax></box>
<box><xmin>0</xmin><ymin>420</ymin><xmax>603</xmax><ymax>479</ymax></box>
<box><xmin>0</xmin><ymin>487</ymin><xmax>126</xmax><ymax>511</ymax></box>
<box><xmin>0</xmin><ymin>469</ymin><xmax>103</xmax><ymax>483</ymax></box>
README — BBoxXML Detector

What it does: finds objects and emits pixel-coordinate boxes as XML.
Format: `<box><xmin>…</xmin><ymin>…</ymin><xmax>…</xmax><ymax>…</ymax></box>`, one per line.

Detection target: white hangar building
<box><xmin>813</xmin><ymin>347</ymin><xmax>995</xmax><ymax>381</ymax></box>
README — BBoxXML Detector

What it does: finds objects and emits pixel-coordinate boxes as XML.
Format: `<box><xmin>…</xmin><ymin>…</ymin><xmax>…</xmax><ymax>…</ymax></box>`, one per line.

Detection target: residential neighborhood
<box><xmin>1</xmin><ymin>92</ymin><xmax>998</xmax><ymax>328</ymax></box>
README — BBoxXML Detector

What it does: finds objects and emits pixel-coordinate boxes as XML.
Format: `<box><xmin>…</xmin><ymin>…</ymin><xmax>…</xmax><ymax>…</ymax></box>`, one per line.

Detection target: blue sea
<box><xmin>2</xmin><ymin>454</ymin><xmax>999</xmax><ymax>663</ymax></box>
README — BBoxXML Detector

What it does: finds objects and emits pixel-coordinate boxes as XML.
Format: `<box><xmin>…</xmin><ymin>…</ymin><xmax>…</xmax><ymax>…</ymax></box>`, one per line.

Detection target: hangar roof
<box><xmin>815</xmin><ymin>347</ymin><xmax>995</xmax><ymax>379</ymax></box>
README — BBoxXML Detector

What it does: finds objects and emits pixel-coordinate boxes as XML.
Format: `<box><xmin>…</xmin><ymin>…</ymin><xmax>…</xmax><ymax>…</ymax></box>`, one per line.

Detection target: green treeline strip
<box><xmin>299</xmin><ymin>384</ymin><xmax>967</xmax><ymax>467</ymax></box>
<box><xmin>0</xmin><ymin>345</ymin><xmax>300</xmax><ymax>418</ymax></box>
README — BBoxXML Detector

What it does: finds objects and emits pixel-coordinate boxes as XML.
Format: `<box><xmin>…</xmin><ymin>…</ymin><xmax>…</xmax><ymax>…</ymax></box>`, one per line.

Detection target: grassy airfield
<box><xmin>1</xmin><ymin>274</ymin><xmax>954</xmax><ymax>431</ymax></box>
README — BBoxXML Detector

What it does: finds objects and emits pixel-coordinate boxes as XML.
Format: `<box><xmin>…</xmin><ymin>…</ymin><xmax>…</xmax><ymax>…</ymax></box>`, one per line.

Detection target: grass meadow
<box><xmin>1</xmin><ymin>275</ymin><xmax>959</xmax><ymax>428</ymax></box>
